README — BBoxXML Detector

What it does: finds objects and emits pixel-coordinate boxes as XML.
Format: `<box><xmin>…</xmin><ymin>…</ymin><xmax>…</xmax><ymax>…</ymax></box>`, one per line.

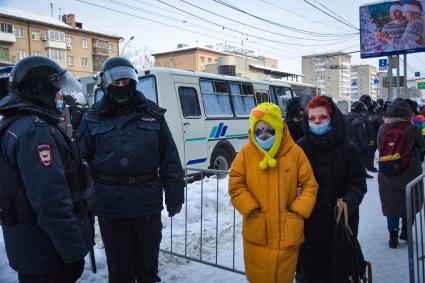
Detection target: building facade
<box><xmin>0</xmin><ymin>8</ymin><xmax>121</xmax><ymax>76</ymax></box>
<box><xmin>302</xmin><ymin>52</ymin><xmax>351</xmax><ymax>101</ymax></box>
<box><xmin>154</xmin><ymin>44</ymin><xmax>305</xmax><ymax>82</ymax></box>
<box><xmin>153</xmin><ymin>45</ymin><xmax>226</xmax><ymax>72</ymax></box>
<box><xmin>351</xmin><ymin>64</ymin><xmax>378</xmax><ymax>101</ymax></box>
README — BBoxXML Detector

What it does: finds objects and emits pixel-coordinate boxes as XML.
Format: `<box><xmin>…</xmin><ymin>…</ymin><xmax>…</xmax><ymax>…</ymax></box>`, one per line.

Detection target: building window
<box><xmin>31</xmin><ymin>31</ymin><xmax>40</xmax><ymax>40</ymax></box>
<box><xmin>14</xmin><ymin>27</ymin><xmax>24</xmax><ymax>38</ymax></box>
<box><xmin>0</xmin><ymin>47</ymin><xmax>9</xmax><ymax>61</ymax></box>
<box><xmin>208</xmin><ymin>58</ymin><xmax>212</xmax><ymax>63</ymax></box>
<box><xmin>200</xmin><ymin>56</ymin><xmax>205</xmax><ymax>63</ymax></box>
<box><xmin>66</xmin><ymin>55</ymin><xmax>74</xmax><ymax>65</ymax></box>
<box><xmin>93</xmin><ymin>40</ymin><xmax>109</xmax><ymax>49</ymax></box>
<box><xmin>0</xmin><ymin>23</ymin><xmax>13</xmax><ymax>33</ymax></box>
<box><xmin>48</xmin><ymin>30</ymin><xmax>65</xmax><ymax>42</ymax></box>
<box><xmin>218</xmin><ymin>65</ymin><xmax>236</xmax><ymax>76</ymax></box>
<box><xmin>66</xmin><ymin>36</ymin><xmax>72</xmax><ymax>46</ymax></box>
<box><xmin>81</xmin><ymin>57</ymin><xmax>89</xmax><ymax>67</ymax></box>
<box><xmin>31</xmin><ymin>51</ymin><xmax>41</xmax><ymax>56</ymax></box>
<box><xmin>108</xmin><ymin>42</ymin><xmax>113</xmax><ymax>51</ymax></box>
<box><xmin>16</xmin><ymin>50</ymin><xmax>26</xmax><ymax>60</ymax></box>
<box><xmin>81</xmin><ymin>39</ymin><xmax>88</xmax><ymax>48</ymax></box>
<box><xmin>47</xmin><ymin>48</ymin><xmax>65</xmax><ymax>61</ymax></box>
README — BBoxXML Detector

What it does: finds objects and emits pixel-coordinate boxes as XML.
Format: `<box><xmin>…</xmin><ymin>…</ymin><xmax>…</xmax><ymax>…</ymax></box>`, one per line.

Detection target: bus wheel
<box><xmin>211</xmin><ymin>148</ymin><xmax>232</xmax><ymax>178</ymax></box>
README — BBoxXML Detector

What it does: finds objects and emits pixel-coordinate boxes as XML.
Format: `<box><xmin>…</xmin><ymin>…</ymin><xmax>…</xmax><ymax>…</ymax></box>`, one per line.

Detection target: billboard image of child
<box><xmin>360</xmin><ymin>0</ymin><xmax>425</xmax><ymax>58</ymax></box>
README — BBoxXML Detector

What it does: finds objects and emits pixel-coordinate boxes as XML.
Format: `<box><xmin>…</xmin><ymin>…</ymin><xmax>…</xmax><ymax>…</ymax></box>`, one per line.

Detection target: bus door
<box><xmin>174</xmin><ymin>83</ymin><xmax>208</xmax><ymax>168</ymax></box>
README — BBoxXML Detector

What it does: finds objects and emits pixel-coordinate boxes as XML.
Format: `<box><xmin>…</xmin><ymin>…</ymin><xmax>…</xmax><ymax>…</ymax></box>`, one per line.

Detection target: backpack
<box><xmin>331</xmin><ymin>203</ymin><xmax>372</xmax><ymax>283</ymax></box>
<box><xmin>378</xmin><ymin>122</ymin><xmax>411</xmax><ymax>175</ymax></box>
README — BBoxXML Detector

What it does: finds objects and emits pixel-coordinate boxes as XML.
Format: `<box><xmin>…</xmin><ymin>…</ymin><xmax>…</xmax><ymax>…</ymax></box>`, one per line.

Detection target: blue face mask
<box><xmin>309</xmin><ymin>121</ymin><xmax>331</xmax><ymax>135</ymax></box>
<box><xmin>255</xmin><ymin>135</ymin><xmax>276</xmax><ymax>150</ymax></box>
<box><xmin>56</xmin><ymin>99</ymin><xmax>64</xmax><ymax>110</ymax></box>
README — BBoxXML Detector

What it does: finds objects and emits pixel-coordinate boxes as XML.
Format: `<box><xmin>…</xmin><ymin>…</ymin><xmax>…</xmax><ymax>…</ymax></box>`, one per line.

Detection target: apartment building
<box><xmin>302</xmin><ymin>52</ymin><xmax>351</xmax><ymax>101</ymax></box>
<box><xmin>351</xmin><ymin>64</ymin><xmax>378</xmax><ymax>101</ymax></box>
<box><xmin>0</xmin><ymin>8</ymin><xmax>121</xmax><ymax>76</ymax></box>
<box><xmin>153</xmin><ymin>44</ymin><xmax>227</xmax><ymax>72</ymax></box>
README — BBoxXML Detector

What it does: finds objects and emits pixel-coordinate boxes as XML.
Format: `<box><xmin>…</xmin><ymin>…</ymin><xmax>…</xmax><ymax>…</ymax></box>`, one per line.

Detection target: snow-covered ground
<box><xmin>0</xmin><ymin>169</ymin><xmax>412</xmax><ymax>282</ymax></box>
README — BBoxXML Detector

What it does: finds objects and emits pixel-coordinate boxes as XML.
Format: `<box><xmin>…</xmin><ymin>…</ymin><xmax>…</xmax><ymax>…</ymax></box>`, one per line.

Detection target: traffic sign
<box><xmin>418</xmin><ymin>82</ymin><xmax>425</xmax><ymax>89</ymax></box>
<box><xmin>415</xmin><ymin>72</ymin><xmax>421</xmax><ymax>77</ymax></box>
<box><xmin>379</xmin><ymin>59</ymin><xmax>388</xmax><ymax>71</ymax></box>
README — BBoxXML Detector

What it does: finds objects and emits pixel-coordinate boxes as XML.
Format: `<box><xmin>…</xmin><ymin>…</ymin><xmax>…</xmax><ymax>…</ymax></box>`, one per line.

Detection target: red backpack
<box><xmin>378</xmin><ymin>121</ymin><xmax>411</xmax><ymax>175</ymax></box>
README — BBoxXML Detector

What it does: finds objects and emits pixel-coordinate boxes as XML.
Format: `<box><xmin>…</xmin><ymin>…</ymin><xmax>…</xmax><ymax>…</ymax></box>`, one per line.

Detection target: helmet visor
<box><xmin>49</xmin><ymin>70</ymin><xmax>84</xmax><ymax>95</ymax></box>
<box><xmin>102</xmin><ymin>65</ymin><xmax>138</xmax><ymax>88</ymax></box>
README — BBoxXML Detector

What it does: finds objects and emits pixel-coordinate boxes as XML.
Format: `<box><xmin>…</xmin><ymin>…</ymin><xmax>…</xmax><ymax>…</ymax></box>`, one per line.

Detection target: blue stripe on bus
<box><xmin>214</xmin><ymin>122</ymin><xmax>224</xmax><ymax>138</ymax></box>
<box><xmin>186</xmin><ymin>158</ymin><xmax>208</xmax><ymax>165</ymax></box>
<box><xmin>220</xmin><ymin>125</ymin><xmax>228</xmax><ymax>137</ymax></box>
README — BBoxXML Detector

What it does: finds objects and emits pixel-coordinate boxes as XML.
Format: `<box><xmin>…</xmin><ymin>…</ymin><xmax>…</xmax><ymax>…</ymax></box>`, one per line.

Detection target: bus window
<box><xmin>178</xmin><ymin>87</ymin><xmax>201</xmax><ymax>118</ymax></box>
<box><xmin>230</xmin><ymin>83</ymin><xmax>255</xmax><ymax>117</ymax></box>
<box><xmin>138</xmin><ymin>75</ymin><xmax>157</xmax><ymax>104</ymax></box>
<box><xmin>200</xmin><ymin>80</ymin><xmax>233</xmax><ymax>118</ymax></box>
<box><xmin>255</xmin><ymin>91</ymin><xmax>270</xmax><ymax>104</ymax></box>
<box><xmin>270</xmin><ymin>86</ymin><xmax>293</xmax><ymax>116</ymax></box>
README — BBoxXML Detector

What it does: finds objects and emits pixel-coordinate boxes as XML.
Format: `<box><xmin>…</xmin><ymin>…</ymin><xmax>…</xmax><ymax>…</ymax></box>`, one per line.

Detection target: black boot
<box><xmin>389</xmin><ymin>230</ymin><xmax>399</xmax><ymax>248</ymax></box>
<box><xmin>400</xmin><ymin>223</ymin><xmax>408</xmax><ymax>241</ymax></box>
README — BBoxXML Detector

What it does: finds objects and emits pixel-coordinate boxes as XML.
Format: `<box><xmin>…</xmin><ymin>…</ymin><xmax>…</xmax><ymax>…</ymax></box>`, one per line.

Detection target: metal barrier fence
<box><xmin>160</xmin><ymin>167</ymin><xmax>245</xmax><ymax>275</ymax></box>
<box><xmin>406</xmin><ymin>173</ymin><xmax>425</xmax><ymax>283</ymax></box>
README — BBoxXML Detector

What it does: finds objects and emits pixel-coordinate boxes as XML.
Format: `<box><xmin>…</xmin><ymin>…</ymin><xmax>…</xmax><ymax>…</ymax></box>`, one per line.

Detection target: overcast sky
<box><xmin>2</xmin><ymin>0</ymin><xmax>425</xmax><ymax>77</ymax></box>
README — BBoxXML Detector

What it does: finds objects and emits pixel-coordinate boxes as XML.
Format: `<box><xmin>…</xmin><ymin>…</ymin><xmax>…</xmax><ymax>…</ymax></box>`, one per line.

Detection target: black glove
<box><xmin>167</xmin><ymin>203</ymin><xmax>182</xmax><ymax>217</ymax></box>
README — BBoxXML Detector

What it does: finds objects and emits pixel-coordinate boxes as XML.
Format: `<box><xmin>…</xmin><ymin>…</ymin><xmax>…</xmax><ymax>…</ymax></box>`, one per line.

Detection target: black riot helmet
<box><xmin>100</xmin><ymin>57</ymin><xmax>138</xmax><ymax>103</ymax></box>
<box><xmin>9</xmin><ymin>56</ymin><xmax>82</xmax><ymax>109</ymax></box>
<box><xmin>351</xmin><ymin>101</ymin><xmax>368</xmax><ymax>113</ymax></box>
<box><xmin>359</xmin><ymin>94</ymin><xmax>372</xmax><ymax>109</ymax></box>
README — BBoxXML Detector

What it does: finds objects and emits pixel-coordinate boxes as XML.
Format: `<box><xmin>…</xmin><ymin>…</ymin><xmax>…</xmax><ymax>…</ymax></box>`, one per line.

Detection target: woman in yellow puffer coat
<box><xmin>229</xmin><ymin>102</ymin><xmax>318</xmax><ymax>283</ymax></box>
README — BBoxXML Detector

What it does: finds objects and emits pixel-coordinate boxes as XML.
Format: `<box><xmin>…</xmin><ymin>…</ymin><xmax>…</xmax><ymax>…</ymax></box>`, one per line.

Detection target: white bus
<box><xmin>94</xmin><ymin>67</ymin><xmax>294</xmax><ymax>171</ymax></box>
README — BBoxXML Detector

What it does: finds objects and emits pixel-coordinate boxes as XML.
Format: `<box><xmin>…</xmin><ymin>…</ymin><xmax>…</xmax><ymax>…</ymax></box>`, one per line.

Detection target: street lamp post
<box><xmin>121</xmin><ymin>36</ymin><xmax>135</xmax><ymax>55</ymax></box>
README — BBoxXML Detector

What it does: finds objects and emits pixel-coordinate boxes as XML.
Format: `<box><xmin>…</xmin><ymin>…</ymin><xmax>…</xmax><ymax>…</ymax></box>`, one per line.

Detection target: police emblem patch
<box><xmin>36</xmin><ymin>144</ymin><xmax>53</xmax><ymax>167</ymax></box>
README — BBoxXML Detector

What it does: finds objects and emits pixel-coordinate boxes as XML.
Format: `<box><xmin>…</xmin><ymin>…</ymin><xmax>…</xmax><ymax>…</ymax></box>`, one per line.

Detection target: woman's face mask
<box><xmin>308</xmin><ymin>106</ymin><xmax>332</xmax><ymax>135</ymax></box>
<box><xmin>254</xmin><ymin>121</ymin><xmax>276</xmax><ymax>150</ymax></box>
<box><xmin>255</xmin><ymin>135</ymin><xmax>276</xmax><ymax>150</ymax></box>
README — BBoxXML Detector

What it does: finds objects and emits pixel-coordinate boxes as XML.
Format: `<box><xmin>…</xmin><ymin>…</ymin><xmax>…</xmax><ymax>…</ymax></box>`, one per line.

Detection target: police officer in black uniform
<box><xmin>0</xmin><ymin>56</ymin><xmax>93</xmax><ymax>282</ymax></box>
<box><xmin>78</xmin><ymin>57</ymin><xmax>184</xmax><ymax>283</ymax></box>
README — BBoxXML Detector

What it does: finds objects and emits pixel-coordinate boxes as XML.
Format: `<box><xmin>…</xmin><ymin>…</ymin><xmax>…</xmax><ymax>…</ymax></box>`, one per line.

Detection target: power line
<box><xmin>154</xmin><ymin>0</ymin><xmax>356</xmax><ymax>46</ymax></box>
<box><xmin>177</xmin><ymin>0</ymin><xmax>353</xmax><ymax>42</ymax></box>
<box><xmin>212</xmin><ymin>0</ymin><xmax>358</xmax><ymax>37</ymax></box>
<box><xmin>308</xmin><ymin>0</ymin><xmax>358</xmax><ymax>30</ymax></box>
<box><xmin>257</xmin><ymin>0</ymin><xmax>354</xmax><ymax>32</ymax></box>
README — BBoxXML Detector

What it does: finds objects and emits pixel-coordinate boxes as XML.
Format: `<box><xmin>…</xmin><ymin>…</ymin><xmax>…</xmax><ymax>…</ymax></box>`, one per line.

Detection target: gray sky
<box><xmin>2</xmin><ymin>0</ymin><xmax>425</xmax><ymax>77</ymax></box>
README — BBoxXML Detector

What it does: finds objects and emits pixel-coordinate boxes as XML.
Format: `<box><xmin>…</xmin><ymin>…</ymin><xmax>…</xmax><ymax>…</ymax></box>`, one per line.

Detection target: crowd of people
<box><xmin>230</xmin><ymin>94</ymin><xmax>425</xmax><ymax>283</ymax></box>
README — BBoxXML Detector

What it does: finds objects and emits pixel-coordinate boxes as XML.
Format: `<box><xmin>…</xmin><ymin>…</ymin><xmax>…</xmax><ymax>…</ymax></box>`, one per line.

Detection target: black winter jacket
<box><xmin>78</xmin><ymin>91</ymin><xmax>184</xmax><ymax>217</ymax></box>
<box><xmin>345</xmin><ymin>111</ymin><xmax>369</xmax><ymax>153</ymax></box>
<box><xmin>296</xmin><ymin>98</ymin><xmax>367</xmax><ymax>282</ymax></box>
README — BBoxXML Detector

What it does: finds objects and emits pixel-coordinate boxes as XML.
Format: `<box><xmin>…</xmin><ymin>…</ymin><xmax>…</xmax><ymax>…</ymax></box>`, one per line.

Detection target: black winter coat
<box><xmin>345</xmin><ymin>111</ymin><xmax>369</xmax><ymax>154</ymax></box>
<box><xmin>297</xmin><ymin>98</ymin><xmax>367</xmax><ymax>282</ymax></box>
<box><xmin>78</xmin><ymin>91</ymin><xmax>184</xmax><ymax>217</ymax></box>
<box><xmin>0</xmin><ymin>93</ymin><xmax>90</xmax><ymax>273</ymax></box>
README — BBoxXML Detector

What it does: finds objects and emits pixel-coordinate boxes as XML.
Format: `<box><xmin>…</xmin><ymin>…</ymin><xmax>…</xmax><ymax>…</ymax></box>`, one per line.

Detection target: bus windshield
<box><xmin>138</xmin><ymin>75</ymin><xmax>157</xmax><ymax>104</ymax></box>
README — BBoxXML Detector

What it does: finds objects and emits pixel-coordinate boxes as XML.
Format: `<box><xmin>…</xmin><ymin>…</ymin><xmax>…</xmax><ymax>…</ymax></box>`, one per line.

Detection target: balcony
<box><xmin>0</xmin><ymin>55</ymin><xmax>16</xmax><ymax>64</ymax></box>
<box><xmin>0</xmin><ymin>32</ymin><xmax>16</xmax><ymax>44</ymax></box>
<box><xmin>45</xmin><ymin>40</ymin><xmax>67</xmax><ymax>49</ymax></box>
<box><xmin>92</xmin><ymin>46</ymin><xmax>109</xmax><ymax>56</ymax></box>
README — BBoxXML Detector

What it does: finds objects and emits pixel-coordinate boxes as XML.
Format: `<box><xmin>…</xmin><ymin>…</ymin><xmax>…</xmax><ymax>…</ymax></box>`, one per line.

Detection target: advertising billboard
<box><xmin>360</xmin><ymin>0</ymin><xmax>425</xmax><ymax>58</ymax></box>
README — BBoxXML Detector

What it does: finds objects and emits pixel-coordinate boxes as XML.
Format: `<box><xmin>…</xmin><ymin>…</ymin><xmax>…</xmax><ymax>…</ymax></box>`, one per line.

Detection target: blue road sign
<box><xmin>415</xmin><ymin>72</ymin><xmax>421</xmax><ymax>77</ymax></box>
<box><xmin>379</xmin><ymin>59</ymin><xmax>388</xmax><ymax>71</ymax></box>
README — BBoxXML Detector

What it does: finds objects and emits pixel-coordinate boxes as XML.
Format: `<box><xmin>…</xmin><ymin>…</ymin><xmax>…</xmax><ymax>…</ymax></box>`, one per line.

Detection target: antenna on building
<box><xmin>58</xmin><ymin>8</ymin><xmax>62</xmax><ymax>21</ymax></box>
<box><xmin>50</xmin><ymin>3</ymin><xmax>53</xmax><ymax>17</ymax></box>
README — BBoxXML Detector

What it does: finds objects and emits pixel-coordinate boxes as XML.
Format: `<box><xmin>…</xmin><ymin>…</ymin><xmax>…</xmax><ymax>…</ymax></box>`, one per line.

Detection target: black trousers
<box><xmin>18</xmin><ymin>260</ymin><xmax>84</xmax><ymax>283</ymax></box>
<box><xmin>98</xmin><ymin>214</ymin><xmax>162</xmax><ymax>283</ymax></box>
<box><xmin>366</xmin><ymin>147</ymin><xmax>376</xmax><ymax>169</ymax></box>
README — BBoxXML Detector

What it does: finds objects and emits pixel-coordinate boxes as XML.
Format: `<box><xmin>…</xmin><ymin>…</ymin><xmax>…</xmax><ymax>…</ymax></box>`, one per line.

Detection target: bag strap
<box><xmin>335</xmin><ymin>202</ymin><xmax>354</xmax><ymax>237</ymax></box>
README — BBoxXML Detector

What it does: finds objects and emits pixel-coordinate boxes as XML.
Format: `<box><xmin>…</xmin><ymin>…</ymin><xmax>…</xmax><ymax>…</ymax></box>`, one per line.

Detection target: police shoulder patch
<box><xmin>36</xmin><ymin>144</ymin><xmax>53</xmax><ymax>167</ymax></box>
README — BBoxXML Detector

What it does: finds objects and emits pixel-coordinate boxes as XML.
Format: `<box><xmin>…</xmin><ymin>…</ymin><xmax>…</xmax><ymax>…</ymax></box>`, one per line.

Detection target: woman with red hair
<box><xmin>295</xmin><ymin>96</ymin><xmax>367</xmax><ymax>283</ymax></box>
